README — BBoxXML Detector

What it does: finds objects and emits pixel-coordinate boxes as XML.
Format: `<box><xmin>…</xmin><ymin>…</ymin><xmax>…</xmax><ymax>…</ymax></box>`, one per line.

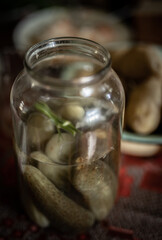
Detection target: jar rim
<box><xmin>24</xmin><ymin>37</ymin><xmax>111</xmax><ymax>87</ymax></box>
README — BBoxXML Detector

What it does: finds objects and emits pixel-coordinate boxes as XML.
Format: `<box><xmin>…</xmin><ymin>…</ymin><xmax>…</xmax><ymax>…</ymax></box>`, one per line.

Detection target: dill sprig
<box><xmin>34</xmin><ymin>102</ymin><xmax>79</xmax><ymax>136</ymax></box>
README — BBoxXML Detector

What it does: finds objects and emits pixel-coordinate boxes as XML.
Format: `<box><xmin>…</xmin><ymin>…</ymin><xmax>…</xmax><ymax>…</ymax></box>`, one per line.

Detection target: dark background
<box><xmin>0</xmin><ymin>0</ymin><xmax>159</xmax><ymax>48</ymax></box>
<box><xmin>1</xmin><ymin>0</ymin><xmax>162</xmax><ymax>49</ymax></box>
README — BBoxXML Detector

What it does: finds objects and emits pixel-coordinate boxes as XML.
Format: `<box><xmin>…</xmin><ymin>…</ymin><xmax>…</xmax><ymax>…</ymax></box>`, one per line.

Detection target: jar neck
<box><xmin>24</xmin><ymin>37</ymin><xmax>111</xmax><ymax>87</ymax></box>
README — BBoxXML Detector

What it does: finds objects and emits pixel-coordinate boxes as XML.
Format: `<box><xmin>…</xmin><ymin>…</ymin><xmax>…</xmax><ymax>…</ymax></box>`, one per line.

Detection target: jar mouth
<box><xmin>25</xmin><ymin>37</ymin><xmax>111</xmax><ymax>87</ymax></box>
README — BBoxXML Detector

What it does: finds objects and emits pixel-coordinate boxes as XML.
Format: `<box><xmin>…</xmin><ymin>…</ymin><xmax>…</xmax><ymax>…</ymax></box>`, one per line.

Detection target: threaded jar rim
<box><xmin>24</xmin><ymin>37</ymin><xmax>111</xmax><ymax>87</ymax></box>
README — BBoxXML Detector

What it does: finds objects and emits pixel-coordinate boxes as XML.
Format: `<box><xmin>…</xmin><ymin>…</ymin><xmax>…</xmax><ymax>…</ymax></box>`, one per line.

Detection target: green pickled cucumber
<box><xmin>24</xmin><ymin>165</ymin><xmax>95</xmax><ymax>233</ymax></box>
<box><xmin>73</xmin><ymin>160</ymin><xmax>118</xmax><ymax>220</ymax></box>
<box><xmin>31</xmin><ymin>151</ymin><xmax>69</xmax><ymax>191</ymax></box>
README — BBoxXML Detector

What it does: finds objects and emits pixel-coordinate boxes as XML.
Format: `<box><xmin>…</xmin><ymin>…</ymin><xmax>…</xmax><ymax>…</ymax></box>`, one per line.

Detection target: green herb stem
<box><xmin>34</xmin><ymin>102</ymin><xmax>79</xmax><ymax>136</ymax></box>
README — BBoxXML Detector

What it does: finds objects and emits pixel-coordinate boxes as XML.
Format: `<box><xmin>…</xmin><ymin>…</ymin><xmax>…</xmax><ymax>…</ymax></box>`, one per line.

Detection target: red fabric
<box><xmin>0</xmin><ymin>132</ymin><xmax>162</xmax><ymax>240</ymax></box>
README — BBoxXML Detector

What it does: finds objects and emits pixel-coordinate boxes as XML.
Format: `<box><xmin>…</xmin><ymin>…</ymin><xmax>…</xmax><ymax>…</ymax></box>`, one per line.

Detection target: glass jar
<box><xmin>10</xmin><ymin>37</ymin><xmax>125</xmax><ymax>234</ymax></box>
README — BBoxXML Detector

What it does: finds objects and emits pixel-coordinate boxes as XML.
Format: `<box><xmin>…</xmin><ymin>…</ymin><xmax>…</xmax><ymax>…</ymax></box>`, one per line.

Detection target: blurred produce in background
<box><xmin>0</xmin><ymin>0</ymin><xmax>138</xmax><ymax>48</ymax></box>
<box><xmin>1</xmin><ymin>0</ymin><xmax>162</xmax><ymax>49</ymax></box>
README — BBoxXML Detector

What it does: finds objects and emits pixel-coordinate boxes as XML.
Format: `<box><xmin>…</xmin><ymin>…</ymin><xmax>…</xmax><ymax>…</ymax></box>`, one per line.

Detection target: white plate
<box><xmin>121</xmin><ymin>130</ymin><xmax>162</xmax><ymax>157</ymax></box>
<box><xmin>121</xmin><ymin>140</ymin><xmax>162</xmax><ymax>157</ymax></box>
<box><xmin>13</xmin><ymin>7</ymin><xmax>132</xmax><ymax>54</ymax></box>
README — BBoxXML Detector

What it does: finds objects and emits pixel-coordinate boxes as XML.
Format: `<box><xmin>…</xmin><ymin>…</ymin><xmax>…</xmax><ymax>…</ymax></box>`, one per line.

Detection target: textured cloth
<box><xmin>0</xmin><ymin>132</ymin><xmax>162</xmax><ymax>240</ymax></box>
